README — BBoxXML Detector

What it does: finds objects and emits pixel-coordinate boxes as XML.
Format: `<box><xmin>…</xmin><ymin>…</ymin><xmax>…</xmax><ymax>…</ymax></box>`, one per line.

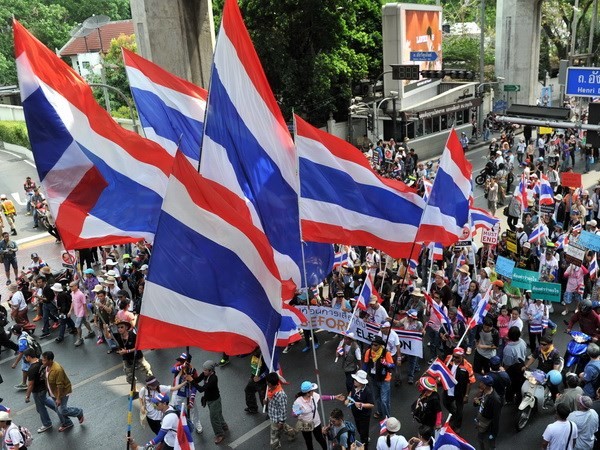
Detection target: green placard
<box><xmin>511</xmin><ymin>268</ymin><xmax>539</xmax><ymax>290</ymax></box>
<box><xmin>503</xmin><ymin>84</ymin><xmax>521</xmax><ymax>92</ymax></box>
<box><xmin>531</xmin><ymin>281</ymin><xmax>562</xmax><ymax>302</ymax></box>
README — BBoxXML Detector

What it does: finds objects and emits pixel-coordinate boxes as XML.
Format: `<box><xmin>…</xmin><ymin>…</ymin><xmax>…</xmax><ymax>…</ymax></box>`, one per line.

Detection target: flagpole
<box><xmin>426</xmin><ymin>246</ymin><xmax>435</xmax><ymax>291</ymax></box>
<box><xmin>346</xmin><ymin>278</ymin><xmax>368</xmax><ymax>333</ymax></box>
<box><xmin>262</xmin><ymin>332</ymin><xmax>279</xmax><ymax>413</ymax></box>
<box><xmin>292</xmin><ymin>112</ymin><xmax>327</xmax><ymax>426</ymax></box>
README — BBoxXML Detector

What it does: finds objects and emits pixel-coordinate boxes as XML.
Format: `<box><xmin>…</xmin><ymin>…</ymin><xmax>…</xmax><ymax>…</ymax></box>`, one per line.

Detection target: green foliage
<box><xmin>0</xmin><ymin>121</ymin><xmax>30</xmax><ymax>149</ymax></box>
<box><xmin>48</xmin><ymin>0</ymin><xmax>131</xmax><ymax>24</ymax></box>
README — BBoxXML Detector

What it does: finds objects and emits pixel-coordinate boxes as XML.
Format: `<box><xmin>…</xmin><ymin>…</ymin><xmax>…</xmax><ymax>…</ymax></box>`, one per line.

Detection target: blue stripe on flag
<box><xmin>429</xmin><ymin>168</ymin><xmax>470</xmax><ymax>223</ymax></box>
<box><xmin>149</xmin><ymin>211</ymin><xmax>281</xmax><ymax>338</ymax></box>
<box><xmin>130</xmin><ymin>87</ymin><xmax>203</xmax><ymax>161</ymax></box>
<box><xmin>299</xmin><ymin>159</ymin><xmax>423</xmax><ymax>226</ymax></box>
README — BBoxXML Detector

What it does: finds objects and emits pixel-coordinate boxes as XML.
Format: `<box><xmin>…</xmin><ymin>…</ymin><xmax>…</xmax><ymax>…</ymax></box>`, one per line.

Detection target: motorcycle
<box><xmin>516</xmin><ymin>369</ymin><xmax>556</xmax><ymax>431</ymax></box>
<box><xmin>475</xmin><ymin>161</ymin><xmax>498</xmax><ymax>186</ymax></box>
<box><xmin>564</xmin><ymin>330</ymin><xmax>592</xmax><ymax>374</ymax></box>
<box><xmin>34</xmin><ymin>201</ymin><xmax>50</xmax><ymax>231</ymax></box>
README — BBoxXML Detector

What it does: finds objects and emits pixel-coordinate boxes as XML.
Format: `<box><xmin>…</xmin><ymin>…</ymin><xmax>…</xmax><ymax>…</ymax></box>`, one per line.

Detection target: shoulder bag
<box><xmin>295</xmin><ymin>398</ymin><xmax>316</xmax><ymax>432</ymax></box>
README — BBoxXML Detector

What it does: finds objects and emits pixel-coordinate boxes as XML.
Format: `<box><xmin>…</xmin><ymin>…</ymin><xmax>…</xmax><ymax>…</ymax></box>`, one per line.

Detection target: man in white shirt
<box><xmin>567</xmin><ymin>395</ymin><xmax>598</xmax><ymax>450</ymax></box>
<box><xmin>542</xmin><ymin>402</ymin><xmax>578</xmax><ymax>450</ymax></box>
<box><xmin>145</xmin><ymin>393</ymin><xmax>179</xmax><ymax>449</ymax></box>
<box><xmin>365</xmin><ymin>297</ymin><xmax>388</xmax><ymax>325</ymax></box>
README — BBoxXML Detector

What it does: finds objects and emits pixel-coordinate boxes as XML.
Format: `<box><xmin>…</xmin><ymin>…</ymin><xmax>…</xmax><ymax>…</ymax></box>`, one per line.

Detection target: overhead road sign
<box><xmin>503</xmin><ymin>84</ymin><xmax>521</xmax><ymax>92</ymax></box>
<box><xmin>566</xmin><ymin>67</ymin><xmax>600</xmax><ymax>97</ymax></box>
<box><xmin>410</xmin><ymin>51</ymin><xmax>438</xmax><ymax>61</ymax></box>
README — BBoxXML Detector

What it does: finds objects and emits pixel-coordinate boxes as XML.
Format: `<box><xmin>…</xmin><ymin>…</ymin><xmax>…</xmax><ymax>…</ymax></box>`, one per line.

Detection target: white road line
<box><xmin>0</xmin><ymin>149</ymin><xmax>36</xmax><ymax>168</ymax></box>
<box><xmin>228</xmin><ymin>420</ymin><xmax>271</xmax><ymax>448</ymax></box>
<box><xmin>15</xmin><ymin>232</ymin><xmax>50</xmax><ymax>245</ymax></box>
<box><xmin>12</xmin><ymin>362</ymin><xmax>123</xmax><ymax>417</ymax></box>
<box><xmin>0</xmin><ymin>149</ymin><xmax>24</xmax><ymax>159</ymax></box>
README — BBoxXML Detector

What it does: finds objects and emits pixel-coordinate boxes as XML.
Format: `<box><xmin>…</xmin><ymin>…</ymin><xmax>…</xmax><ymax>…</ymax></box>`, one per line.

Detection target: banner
<box><xmin>296</xmin><ymin>306</ymin><xmax>423</xmax><ymax>357</ymax></box>
<box><xmin>511</xmin><ymin>268</ymin><xmax>539</xmax><ymax>290</ymax></box>
<box><xmin>578</xmin><ymin>230</ymin><xmax>600</xmax><ymax>252</ymax></box>
<box><xmin>531</xmin><ymin>281</ymin><xmax>562</xmax><ymax>302</ymax></box>
<box><xmin>496</xmin><ymin>255</ymin><xmax>516</xmax><ymax>278</ymax></box>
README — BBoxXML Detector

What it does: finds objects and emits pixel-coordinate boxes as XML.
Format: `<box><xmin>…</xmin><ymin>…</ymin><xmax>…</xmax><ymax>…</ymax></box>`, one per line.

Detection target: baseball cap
<box><xmin>150</xmin><ymin>393</ymin><xmax>170</xmax><ymax>404</ymax></box>
<box><xmin>478</xmin><ymin>375</ymin><xmax>494</xmax><ymax>386</ymax></box>
<box><xmin>300</xmin><ymin>381</ymin><xmax>318</xmax><ymax>393</ymax></box>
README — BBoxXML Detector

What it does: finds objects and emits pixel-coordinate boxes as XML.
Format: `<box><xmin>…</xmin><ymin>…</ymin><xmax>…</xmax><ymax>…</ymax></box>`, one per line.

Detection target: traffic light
<box><xmin>421</xmin><ymin>70</ymin><xmax>446</xmax><ymax>79</ymax></box>
<box><xmin>445</xmin><ymin>70</ymin><xmax>475</xmax><ymax>80</ymax></box>
<box><xmin>391</xmin><ymin>64</ymin><xmax>420</xmax><ymax>80</ymax></box>
<box><xmin>367</xmin><ymin>112</ymin><xmax>374</xmax><ymax>131</ymax></box>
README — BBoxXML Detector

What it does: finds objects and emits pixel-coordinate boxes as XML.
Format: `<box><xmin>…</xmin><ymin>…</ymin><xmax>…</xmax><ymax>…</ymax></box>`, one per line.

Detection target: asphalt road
<box><xmin>0</xmin><ymin>138</ymin><xmax>590</xmax><ymax>449</ymax></box>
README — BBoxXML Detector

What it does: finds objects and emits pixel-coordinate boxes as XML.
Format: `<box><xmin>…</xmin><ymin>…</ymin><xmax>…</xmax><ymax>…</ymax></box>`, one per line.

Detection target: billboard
<box><xmin>401</xmin><ymin>8</ymin><xmax>443</xmax><ymax>94</ymax></box>
<box><xmin>383</xmin><ymin>4</ymin><xmax>443</xmax><ymax>99</ymax></box>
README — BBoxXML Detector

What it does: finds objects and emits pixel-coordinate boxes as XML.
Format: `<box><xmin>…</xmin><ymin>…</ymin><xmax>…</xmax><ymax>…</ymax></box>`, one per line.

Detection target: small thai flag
<box><xmin>457</xmin><ymin>252</ymin><xmax>467</xmax><ymax>267</ymax></box>
<box><xmin>424</xmin><ymin>292</ymin><xmax>454</xmax><ymax>336</ymax></box>
<box><xmin>422</xmin><ymin>177</ymin><xmax>433</xmax><ymax>203</ymax></box>
<box><xmin>276</xmin><ymin>364</ymin><xmax>289</xmax><ymax>385</ymax></box>
<box><xmin>426</xmin><ymin>357</ymin><xmax>457</xmax><ymax>390</ymax></box>
<box><xmin>332</xmin><ymin>251</ymin><xmax>349</xmax><ymax>270</ymax></box>
<box><xmin>365</xmin><ymin>321</ymin><xmax>381</xmax><ymax>335</ymax></box>
<box><xmin>572</xmin><ymin>223</ymin><xmax>582</xmax><ymax>234</ymax></box>
<box><xmin>175</xmin><ymin>404</ymin><xmax>195</xmax><ymax>450</ymax></box>
<box><xmin>355</xmin><ymin>274</ymin><xmax>375</xmax><ymax>311</ymax></box>
<box><xmin>577</xmin><ymin>282</ymin><xmax>585</xmax><ymax>295</ymax></box>
<box><xmin>379</xmin><ymin>416</ymin><xmax>388</xmax><ymax>435</ymax></box>
<box><xmin>456</xmin><ymin>307</ymin><xmax>467</xmax><ymax>324</ymax></box>
<box><xmin>428</xmin><ymin>242</ymin><xmax>444</xmax><ymax>261</ymax></box>
<box><xmin>470</xmin><ymin>288</ymin><xmax>491</xmax><ymax>329</ymax></box>
<box><xmin>590</xmin><ymin>253</ymin><xmax>598</xmax><ymax>280</ymax></box>
<box><xmin>528</xmin><ymin>224</ymin><xmax>546</xmax><ymax>244</ymax></box>
<box><xmin>435</xmin><ymin>425</ymin><xmax>476</xmax><ymax>450</ymax></box>
<box><xmin>555</xmin><ymin>233</ymin><xmax>569</xmax><ymax>250</ymax></box>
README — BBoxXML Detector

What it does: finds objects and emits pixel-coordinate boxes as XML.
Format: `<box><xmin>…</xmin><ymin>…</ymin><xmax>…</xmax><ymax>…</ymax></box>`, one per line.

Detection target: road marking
<box><xmin>12</xmin><ymin>362</ymin><xmax>123</xmax><ymax>417</ymax></box>
<box><xmin>0</xmin><ymin>149</ymin><xmax>36</xmax><ymax>168</ymax></box>
<box><xmin>15</xmin><ymin>233</ymin><xmax>52</xmax><ymax>246</ymax></box>
<box><xmin>229</xmin><ymin>420</ymin><xmax>271</xmax><ymax>448</ymax></box>
<box><xmin>10</xmin><ymin>192</ymin><xmax>27</xmax><ymax>206</ymax></box>
<box><xmin>0</xmin><ymin>338</ymin><xmax>55</xmax><ymax>365</ymax></box>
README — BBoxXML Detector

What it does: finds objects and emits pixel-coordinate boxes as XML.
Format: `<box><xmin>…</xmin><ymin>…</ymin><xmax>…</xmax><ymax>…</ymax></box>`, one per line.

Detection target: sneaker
<box><xmin>196</xmin><ymin>423</ymin><xmax>203</xmax><ymax>434</ymax></box>
<box><xmin>427</xmin><ymin>358</ymin><xmax>435</xmax><ymax>364</ymax></box>
<box><xmin>26</xmin><ymin>212</ymin><xmax>31</xmax><ymax>216</ymax></box>
<box><xmin>10</xmin><ymin>230</ymin><xmax>16</xmax><ymax>236</ymax></box>
<box><xmin>218</xmin><ymin>358</ymin><xmax>230</xmax><ymax>367</ymax></box>
<box><xmin>78</xmin><ymin>414</ymin><xmax>84</xmax><ymax>424</ymax></box>
<box><xmin>244</xmin><ymin>407</ymin><xmax>258</xmax><ymax>414</ymax></box>
<box><xmin>74</xmin><ymin>339</ymin><xmax>83</xmax><ymax>347</ymax></box>
<box><xmin>37</xmin><ymin>425</ymin><xmax>52</xmax><ymax>433</ymax></box>
<box><xmin>466</xmin><ymin>347</ymin><xmax>472</xmax><ymax>355</ymax></box>
<box><xmin>301</xmin><ymin>346</ymin><xmax>310</xmax><ymax>353</ymax></box>
<box><xmin>51</xmin><ymin>322</ymin><xmax>60</xmax><ymax>330</ymax></box>
<box><xmin>85</xmin><ymin>331</ymin><xmax>95</xmax><ymax>339</ymax></box>
<box><xmin>314</xmin><ymin>343</ymin><xmax>320</xmax><ymax>350</ymax></box>
<box><xmin>550</xmin><ymin>327</ymin><xmax>558</xmax><ymax>335</ymax></box>
<box><xmin>55</xmin><ymin>338</ymin><xmax>63</xmax><ymax>343</ymax></box>
<box><xmin>33</xmin><ymin>315</ymin><xmax>42</xmax><ymax>322</ymax></box>
<box><xmin>32</xmin><ymin>225</ymin><xmax>38</xmax><ymax>229</ymax></box>
<box><xmin>5</xmin><ymin>280</ymin><xmax>10</xmax><ymax>286</ymax></box>
<box><xmin>214</xmin><ymin>435</ymin><xmax>224</xmax><ymax>444</ymax></box>
<box><xmin>58</xmin><ymin>423</ymin><xmax>74</xmax><ymax>432</ymax></box>
<box><xmin>96</xmin><ymin>337</ymin><xmax>105</xmax><ymax>345</ymax></box>
<box><xmin>562</xmin><ymin>310</ymin><xmax>568</xmax><ymax>316</ymax></box>
<box><xmin>14</xmin><ymin>383</ymin><xmax>27</xmax><ymax>390</ymax></box>
<box><xmin>561</xmin><ymin>301</ymin><xmax>567</xmax><ymax>306</ymax></box>
<box><xmin>39</xmin><ymin>333</ymin><xmax>50</xmax><ymax>339</ymax></box>
<box><xmin>407</xmin><ymin>378</ymin><xmax>414</xmax><ymax>385</ymax></box>
<box><xmin>282</xmin><ymin>346</ymin><xmax>290</xmax><ymax>354</ymax></box>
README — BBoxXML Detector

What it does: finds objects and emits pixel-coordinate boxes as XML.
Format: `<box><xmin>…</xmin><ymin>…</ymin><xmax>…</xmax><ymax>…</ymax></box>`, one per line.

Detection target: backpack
<box><xmin>19</xmin><ymin>425</ymin><xmax>33</xmax><ymax>447</ymax></box>
<box><xmin>0</xmin><ymin>304</ymin><xmax>8</xmax><ymax>328</ymax></box>
<box><xmin>334</xmin><ymin>420</ymin><xmax>356</xmax><ymax>447</ymax></box>
<box><xmin>25</xmin><ymin>334</ymin><xmax>42</xmax><ymax>358</ymax></box>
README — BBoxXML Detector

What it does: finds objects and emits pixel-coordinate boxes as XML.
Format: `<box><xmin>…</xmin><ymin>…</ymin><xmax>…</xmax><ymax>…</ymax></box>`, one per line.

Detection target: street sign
<box><xmin>493</xmin><ymin>100</ymin><xmax>508</xmax><ymax>112</ymax></box>
<box><xmin>503</xmin><ymin>84</ymin><xmax>521</xmax><ymax>92</ymax></box>
<box><xmin>409</xmin><ymin>51</ymin><xmax>438</xmax><ymax>62</ymax></box>
<box><xmin>566</xmin><ymin>67</ymin><xmax>600</xmax><ymax>97</ymax></box>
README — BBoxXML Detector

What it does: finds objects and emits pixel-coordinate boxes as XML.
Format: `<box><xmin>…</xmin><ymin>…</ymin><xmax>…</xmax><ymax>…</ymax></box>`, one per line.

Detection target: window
<box><xmin>432</xmin><ymin>116</ymin><xmax>440</xmax><ymax>133</ymax></box>
<box><xmin>82</xmin><ymin>61</ymin><xmax>90</xmax><ymax>69</ymax></box>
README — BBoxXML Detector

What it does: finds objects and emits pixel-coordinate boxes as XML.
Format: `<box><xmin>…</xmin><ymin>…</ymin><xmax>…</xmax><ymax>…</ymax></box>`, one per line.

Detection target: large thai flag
<box><xmin>434</xmin><ymin>425</ymin><xmax>475</xmax><ymax>450</ymax></box>
<box><xmin>277</xmin><ymin>303</ymin><xmax>306</xmax><ymax>346</ymax></box>
<box><xmin>295</xmin><ymin>115</ymin><xmax>426</xmax><ymax>258</ymax></box>
<box><xmin>427</xmin><ymin>357</ymin><xmax>458</xmax><ymax>390</ymax></box>
<box><xmin>415</xmin><ymin>130</ymin><xmax>472</xmax><ymax>246</ymax></box>
<box><xmin>136</xmin><ymin>151</ymin><xmax>283</xmax><ymax>367</ymax></box>
<box><xmin>199</xmin><ymin>0</ymin><xmax>331</xmax><ymax>291</ymax></box>
<box><xmin>175</xmin><ymin>404</ymin><xmax>195</xmax><ymax>450</ymax></box>
<box><xmin>123</xmin><ymin>49</ymin><xmax>207</xmax><ymax>165</ymax></box>
<box><xmin>14</xmin><ymin>21</ymin><xmax>173</xmax><ymax>249</ymax></box>
<box><xmin>470</xmin><ymin>206</ymin><xmax>499</xmax><ymax>231</ymax></box>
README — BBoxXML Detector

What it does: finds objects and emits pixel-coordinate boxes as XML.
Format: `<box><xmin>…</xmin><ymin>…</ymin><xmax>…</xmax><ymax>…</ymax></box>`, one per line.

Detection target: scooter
<box><xmin>34</xmin><ymin>201</ymin><xmax>50</xmax><ymax>231</ymax></box>
<box><xmin>564</xmin><ymin>330</ymin><xmax>592</xmax><ymax>374</ymax></box>
<box><xmin>516</xmin><ymin>369</ymin><xmax>558</xmax><ymax>431</ymax></box>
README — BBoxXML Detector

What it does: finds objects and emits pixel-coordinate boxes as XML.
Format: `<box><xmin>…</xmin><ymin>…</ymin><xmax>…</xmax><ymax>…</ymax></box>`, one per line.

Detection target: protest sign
<box><xmin>455</xmin><ymin>240</ymin><xmax>472</xmax><ymax>248</ymax></box>
<box><xmin>496</xmin><ymin>255</ymin><xmax>516</xmax><ymax>278</ymax></box>
<box><xmin>578</xmin><ymin>230</ymin><xmax>600</xmax><ymax>252</ymax></box>
<box><xmin>511</xmin><ymin>268</ymin><xmax>539</xmax><ymax>290</ymax></box>
<box><xmin>506</xmin><ymin>230</ymin><xmax>518</xmax><ymax>254</ymax></box>
<box><xmin>481</xmin><ymin>230</ymin><xmax>498</xmax><ymax>245</ymax></box>
<box><xmin>296</xmin><ymin>306</ymin><xmax>423</xmax><ymax>357</ymax></box>
<box><xmin>539</xmin><ymin>204</ymin><xmax>555</xmax><ymax>214</ymax></box>
<box><xmin>531</xmin><ymin>281</ymin><xmax>562</xmax><ymax>302</ymax></box>
<box><xmin>565</xmin><ymin>242</ymin><xmax>586</xmax><ymax>266</ymax></box>
<box><xmin>560</xmin><ymin>172</ymin><xmax>582</xmax><ymax>189</ymax></box>
<box><xmin>539</xmin><ymin>126</ymin><xmax>553</xmax><ymax>135</ymax></box>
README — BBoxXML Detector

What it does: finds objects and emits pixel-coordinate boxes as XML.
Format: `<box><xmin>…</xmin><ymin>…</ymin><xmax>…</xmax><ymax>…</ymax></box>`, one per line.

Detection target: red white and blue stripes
<box><xmin>470</xmin><ymin>206</ymin><xmax>499</xmax><ymax>231</ymax></box>
<box><xmin>14</xmin><ymin>20</ymin><xmax>172</xmax><ymax>249</ymax></box>
<box><xmin>123</xmin><ymin>49</ymin><xmax>207</xmax><ymax>165</ymax></box>
<box><xmin>295</xmin><ymin>115</ymin><xmax>426</xmax><ymax>258</ymax></box>
<box><xmin>427</xmin><ymin>357</ymin><xmax>458</xmax><ymax>390</ymax></box>
<box><xmin>356</xmin><ymin>274</ymin><xmax>376</xmax><ymax>311</ymax></box>
<box><xmin>528</xmin><ymin>224</ymin><xmax>547</xmax><ymax>244</ymax></box>
<box><xmin>416</xmin><ymin>130</ymin><xmax>472</xmax><ymax>245</ymax></box>
<box><xmin>137</xmin><ymin>152</ymin><xmax>283</xmax><ymax>367</ymax></box>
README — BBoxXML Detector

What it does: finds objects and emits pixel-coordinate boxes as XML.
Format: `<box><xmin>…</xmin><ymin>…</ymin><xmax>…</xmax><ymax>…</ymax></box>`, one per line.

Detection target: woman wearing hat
<box><xmin>0</xmin><ymin>409</ymin><xmax>27</xmax><ymax>449</ymax></box>
<box><xmin>139</xmin><ymin>376</ymin><xmax>187</xmax><ymax>433</ymax></box>
<box><xmin>344</xmin><ymin>369</ymin><xmax>375</xmax><ymax>446</ymax></box>
<box><xmin>476</xmin><ymin>268</ymin><xmax>492</xmax><ymax>296</ymax></box>
<box><xmin>82</xmin><ymin>268</ymin><xmax>98</xmax><ymax>302</ymax></box>
<box><xmin>292</xmin><ymin>381</ymin><xmax>340</xmax><ymax>450</ymax></box>
<box><xmin>376</xmin><ymin>417</ymin><xmax>408</xmax><ymax>450</ymax></box>
<box><xmin>411</xmin><ymin>377</ymin><xmax>442</xmax><ymax>431</ymax></box>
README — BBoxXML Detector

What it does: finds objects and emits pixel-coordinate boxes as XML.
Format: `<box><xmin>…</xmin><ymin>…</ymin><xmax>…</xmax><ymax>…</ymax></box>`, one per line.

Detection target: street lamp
<box><xmin>89</xmin><ymin>82</ymin><xmax>140</xmax><ymax>135</ymax></box>
<box><xmin>374</xmin><ymin>93</ymin><xmax>399</xmax><ymax>140</ymax></box>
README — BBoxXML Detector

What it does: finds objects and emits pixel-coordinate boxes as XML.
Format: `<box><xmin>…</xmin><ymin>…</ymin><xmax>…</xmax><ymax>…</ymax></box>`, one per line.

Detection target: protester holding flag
<box><xmin>244</xmin><ymin>348</ymin><xmax>268</xmax><ymax>415</ymax></box>
<box><xmin>265</xmin><ymin>372</ymin><xmax>296</xmax><ymax>449</ymax></box>
<box><xmin>363</xmin><ymin>336</ymin><xmax>395</xmax><ymax>419</ymax></box>
<box><xmin>411</xmin><ymin>377</ymin><xmax>443</xmax><ymax>431</ymax></box>
<box><xmin>440</xmin><ymin>348</ymin><xmax>476</xmax><ymax>433</ymax></box>
<box><xmin>140</xmin><ymin>393</ymin><xmax>180</xmax><ymax>449</ymax></box>
<box><xmin>407</xmin><ymin>425</ymin><xmax>434</xmax><ymax>450</ymax></box>
<box><xmin>376</xmin><ymin>417</ymin><xmax>409</xmax><ymax>450</ymax></box>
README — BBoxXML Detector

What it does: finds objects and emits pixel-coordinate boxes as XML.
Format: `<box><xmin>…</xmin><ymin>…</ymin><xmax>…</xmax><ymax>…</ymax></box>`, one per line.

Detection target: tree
<box><xmin>213</xmin><ymin>0</ymin><xmax>381</xmax><ymax>125</ymax></box>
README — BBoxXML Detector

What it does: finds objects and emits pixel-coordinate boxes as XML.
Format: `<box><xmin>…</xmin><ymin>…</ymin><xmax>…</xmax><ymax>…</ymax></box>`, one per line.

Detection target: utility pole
<box><xmin>570</xmin><ymin>0</ymin><xmax>580</xmax><ymax>56</ymax></box>
<box><xmin>589</xmin><ymin>0</ymin><xmax>598</xmax><ymax>55</ymax></box>
<box><xmin>478</xmin><ymin>0</ymin><xmax>486</xmax><ymax>134</ymax></box>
